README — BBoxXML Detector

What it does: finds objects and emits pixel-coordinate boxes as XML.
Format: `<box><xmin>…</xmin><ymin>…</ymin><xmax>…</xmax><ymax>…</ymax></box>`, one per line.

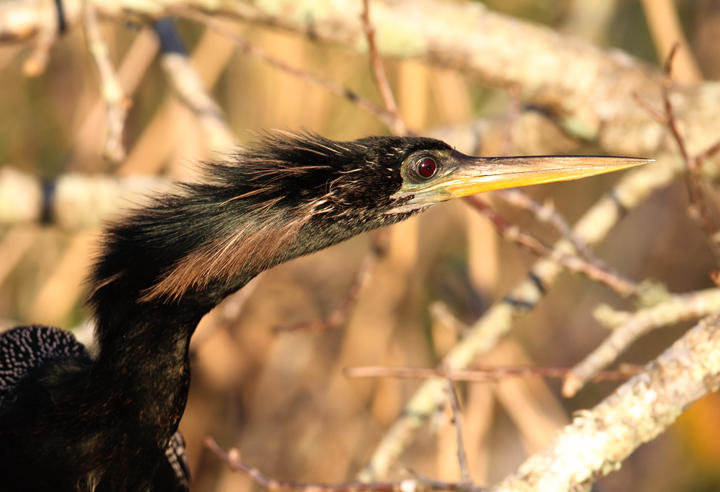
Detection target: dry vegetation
<box><xmin>2</xmin><ymin>0</ymin><xmax>720</xmax><ymax>491</ymax></box>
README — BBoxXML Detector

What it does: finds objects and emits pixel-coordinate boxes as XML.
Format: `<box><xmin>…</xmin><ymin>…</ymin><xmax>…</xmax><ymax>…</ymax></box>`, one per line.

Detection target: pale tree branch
<box><xmin>153</xmin><ymin>17</ymin><xmax>237</xmax><ymax>157</ymax></box>
<box><xmin>0</xmin><ymin>167</ymin><xmax>170</xmax><ymax>230</ymax></box>
<box><xmin>494</xmin><ymin>313</ymin><xmax>720</xmax><ymax>492</ymax></box>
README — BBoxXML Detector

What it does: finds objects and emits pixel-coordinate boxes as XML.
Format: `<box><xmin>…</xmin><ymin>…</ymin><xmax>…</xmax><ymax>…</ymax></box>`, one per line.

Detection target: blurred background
<box><xmin>2</xmin><ymin>0</ymin><xmax>720</xmax><ymax>491</ymax></box>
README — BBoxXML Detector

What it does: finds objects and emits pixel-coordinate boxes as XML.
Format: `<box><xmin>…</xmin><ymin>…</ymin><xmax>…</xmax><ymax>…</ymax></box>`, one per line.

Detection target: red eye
<box><xmin>417</xmin><ymin>158</ymin><xmax>437</xmax><ymax>178</ymax></box>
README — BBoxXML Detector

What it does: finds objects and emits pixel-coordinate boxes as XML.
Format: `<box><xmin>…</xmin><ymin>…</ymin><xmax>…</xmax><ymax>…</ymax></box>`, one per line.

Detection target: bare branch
<box><xmin>444</xmin><ymin>375</ymin><xmax>471</xmax><ymax>484</ymax></box>
<box><xmin>465</xmin><ymin>196</ymin><xmax>642</xmax><ymax>298</ymax></box>
<box><xmin>655</xmin><ymin>45</ymin><xmax>720</xmax><ymax>264</ymax></box>
<box><xmin>171</xmin><ymin>7</ymin><xmax>397</xmax><ymax>130</ymax></box>
<box><xmin>344</xmin><ymin>365</ymin><xmax>638</xmax><ymax>383</ymax></box>
<box><xmin>631</xmin><ymin>92</ymin><xmax>667</xmax><ymax>125</ymax></box>
<box><xmin>205</xmin><ymin>437</ymin><xmax>487</xmax><ymax>492</ymax></box>
<box><xmin>695</xmin><ymin>137</ymin><xmax>720</xmax><ymax>167</ymax></box>
<box><xmin>154</xmin><ymin>18</ymin><xmax>237</xmax><ymax>156</ymax></box>
<box><xmin>360</xmin><ymin>0</ymin><xmax>407</xmax><ymax>136</ymax></box>
<box><xmin>563</xmin><ymin>288</ymin><xmax>720</xmax><ymax>396</ymax></box>
<box><xmin>82</xmin><ymin>0</ymin><xmax>128</xmax><ymax>163</ymax></box>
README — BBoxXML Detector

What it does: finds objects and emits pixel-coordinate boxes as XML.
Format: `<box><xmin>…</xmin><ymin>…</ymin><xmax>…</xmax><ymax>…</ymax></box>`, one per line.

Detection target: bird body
<box><xmin>0</xmin><ymin>134</ymin><xmax>647</xmax><ymax>491</ymax></box>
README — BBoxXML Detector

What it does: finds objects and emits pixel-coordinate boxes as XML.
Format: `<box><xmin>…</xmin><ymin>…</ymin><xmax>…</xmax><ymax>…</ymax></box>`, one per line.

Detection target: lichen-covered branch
<box><xmin>494</xmin><ymin>313</ymin><xmax>720</xmax><ymax>492</ymax></box>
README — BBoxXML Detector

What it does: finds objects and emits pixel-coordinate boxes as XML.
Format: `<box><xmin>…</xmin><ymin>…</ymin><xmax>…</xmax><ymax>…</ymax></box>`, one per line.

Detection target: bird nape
<box><xmin>0</xmin><ymin>133</ymin><xmax>648</xmax><ymax>491</ymax></box>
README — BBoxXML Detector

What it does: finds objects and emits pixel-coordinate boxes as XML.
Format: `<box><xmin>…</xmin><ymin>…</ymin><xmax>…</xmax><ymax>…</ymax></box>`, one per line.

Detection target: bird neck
<box><xmin>90</xmin><ymin>298</ymin><xmax>206</xmax><ymax>444</ymax></box>
<box><xmin>85</xmin><ymin>156</ymin><xmax>412</xmax><ymax>447</ymax></box>
<box><xmin>86</xmin><ymin>214</ymin><xmax>327</xmax><ymax>445</ymax></box>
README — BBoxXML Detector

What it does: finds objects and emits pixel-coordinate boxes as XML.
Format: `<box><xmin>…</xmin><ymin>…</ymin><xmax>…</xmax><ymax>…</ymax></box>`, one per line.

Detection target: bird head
<box><xmin>210</xmin><ymin>133</ymin><xmax>648</xmax><ymax>219</ymax></box>
<box><xmin>90</xmin><ymin>133</ymin><xmax>648</xmax><ymax>309</ymax></box>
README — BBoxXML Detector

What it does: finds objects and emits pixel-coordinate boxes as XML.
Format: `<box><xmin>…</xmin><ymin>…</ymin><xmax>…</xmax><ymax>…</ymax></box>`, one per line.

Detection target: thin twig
<box><xmin>695</xmin><ymin>137</ymin><xmax>720</xmax><ymax>167</ymax></box>
<box><xmin>277</xmin><ymin>245</ymin><xmax>380</xmax><ymax>333</ymax></box>
<box><xmin>444</xmin><ymin>374</ymin><xmax>472</xmax><ymax>484</ymax></box>
<box><xmin>495</xmin><ymin>188</ymin><xmax>612</xmax><ymax>266</ymax></box>
<box><xmin>360</xmin><ymin>0</ymin><xmax>407</xmax><ymax>136</ymax></box>
<box><xmin>172</xmin><ymin>7</ymin><xmax>397</xmax><ymax>130</ymax></box>
<box><xmin>205</xmin><ymin>437</ymin><xmax>486</xmax><ymax>492</ymax></box>
<box><xmin>404</xmin><ymin>469</ymin><xmax>487</xmax><ymax>492</ymax></box>
<box><xmin>631</xmin><ymin>92</ymin><xmax>667</xmax><ymax>125</ymax></box>
<box><xmin>82</xmin><ymin>0</ymin><xmax>129</xmax><ymax>163</ymax></box>
<box><xmin>659</xmin><ymin>44</ymin><xmax>720</xmax><ymax>263</ymax></box>
<box><xmin>344</xmin><ymin>365</ymin><xmax>639</xmax><ymax>383</ymax></box>
<box><xmin>635</xmin><ymin>59</ymin><xmax>720</xmax><ymax>262</ymax></box>
<box><xmin>465</xmin><ymin>196</ymin><xmax>643</xmax><ymax>297</ymax></box>
<box><xmin>663</xmin><ymin>45</ymin><xmax>690</xmax><ymax>163</ymax></box>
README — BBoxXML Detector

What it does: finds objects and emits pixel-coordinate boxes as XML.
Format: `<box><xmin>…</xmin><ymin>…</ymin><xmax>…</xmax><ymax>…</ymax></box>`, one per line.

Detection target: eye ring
<box><xmin>416</xmin><ymin>157</ymin><xmax>437</xmax><ymax>178</ymax></box>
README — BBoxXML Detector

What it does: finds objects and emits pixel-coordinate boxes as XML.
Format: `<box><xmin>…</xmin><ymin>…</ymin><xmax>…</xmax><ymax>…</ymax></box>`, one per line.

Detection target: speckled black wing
<box><xmin>0</xmin><ymin>326</ymin><xmax>191</xmax><ymax>491</ymax></box>
<box><xmin>167</xmin><ymin>431</ymin><xmax>191</xmax><ymax>490</ymax></box>
<box><xmin>0</xmin><ymin>325</ymin><xmax>90</xmax><ymax>410</ymax></box>
<box><xmin>153</xmin><ymin>430</ymin><xmax>191</xmax><ymax>491</ymax></box>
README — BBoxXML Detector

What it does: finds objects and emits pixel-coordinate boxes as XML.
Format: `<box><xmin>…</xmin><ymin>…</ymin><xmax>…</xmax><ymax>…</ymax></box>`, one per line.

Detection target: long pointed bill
<box><xmin>389</xmin><ymin>152</ymin><xmax>651</xmax><ymax>214</ymax></box>
<box><xmin>445</xmin><ymin>155</ymin><xmax>650</xmax><ymax>196</ymax></box>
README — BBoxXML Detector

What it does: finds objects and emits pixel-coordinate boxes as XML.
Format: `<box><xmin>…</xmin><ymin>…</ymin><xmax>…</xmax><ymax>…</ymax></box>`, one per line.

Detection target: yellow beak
<box><xmin>445</xmin><ymin>155</ymin><xmax>650</xmax><ymax>197</ymax></box>
<box><xmin>389</xmin><ymin>153</ymin><xmax>651</xmax><ymax>213</ymax></box>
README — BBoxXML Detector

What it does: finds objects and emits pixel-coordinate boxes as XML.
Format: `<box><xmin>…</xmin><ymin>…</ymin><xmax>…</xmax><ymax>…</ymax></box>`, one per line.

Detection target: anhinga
<box><xmin>0</xmin><ymin>133</ymin><xmax>646</xmax><ymax>491</ymax></box>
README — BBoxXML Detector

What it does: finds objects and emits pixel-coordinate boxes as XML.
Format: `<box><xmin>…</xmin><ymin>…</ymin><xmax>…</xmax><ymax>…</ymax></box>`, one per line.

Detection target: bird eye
<box><xmin>416</xmin><ymin>158</ymin><xmax>437</xmax><ymax>178</ymax></box>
